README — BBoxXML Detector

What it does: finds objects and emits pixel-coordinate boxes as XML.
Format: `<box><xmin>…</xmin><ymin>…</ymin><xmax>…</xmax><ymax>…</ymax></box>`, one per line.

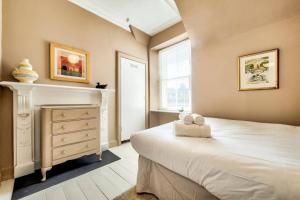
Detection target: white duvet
<box><xmin>130</xmin><ymin>118</ymin><xmax>300</xmax><ymax>200</ymax></box>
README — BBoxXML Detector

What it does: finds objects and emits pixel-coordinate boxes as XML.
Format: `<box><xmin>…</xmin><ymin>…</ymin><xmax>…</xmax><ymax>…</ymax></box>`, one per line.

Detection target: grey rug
<box><xmin>13</xmin><ymin>150</ymin><xmax>120</xmax><ymax>200</ymax></box>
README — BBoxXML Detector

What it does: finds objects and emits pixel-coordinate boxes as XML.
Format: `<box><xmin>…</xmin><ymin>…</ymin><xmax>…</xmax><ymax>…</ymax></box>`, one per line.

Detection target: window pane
<box><xmin>161</xmin><ymin>79</ymin><xmax>177</xmax><ymax>110</ymax></box>
<box><xmin>160</xmin><ymin>40</ymin><xmax>191</xmax><ymax>80</ymax></box>
<box><xmin>160</xmin><ymin>77</ymin><xmax>191</xmax><ymax>111</ymax></box>
<box><xmin>176</xmin><ymin>78</ymin><xmax>191</xmax><ymax>111</ymax></box>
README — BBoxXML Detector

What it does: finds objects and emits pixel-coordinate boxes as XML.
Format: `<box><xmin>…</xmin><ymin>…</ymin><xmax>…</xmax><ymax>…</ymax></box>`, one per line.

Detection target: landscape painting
<box><xmin>50</xmin><ymin>43</ymin><xmax>90</xmax><ymax>83</ymax></box>
<box><xmin>238</xmin><ymin>49</ymin><xmax>279</xmax><ymax>90</ymax></box>
<box><xmin>245</xmin><ymin>56</ymin><xmax>269</xmax><ymax>84</ymax></box>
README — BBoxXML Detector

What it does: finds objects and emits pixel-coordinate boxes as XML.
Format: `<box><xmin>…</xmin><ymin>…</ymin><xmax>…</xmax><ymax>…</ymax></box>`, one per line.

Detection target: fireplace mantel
<box><xmin>0</xmin><ymin>81</ymin><xmax>114</xmax><ymax>178</ymax></box>
<box><xmin>0</xmin><ymin>81</ymin><xmax>113</xmax><ymax>92</ymax></box>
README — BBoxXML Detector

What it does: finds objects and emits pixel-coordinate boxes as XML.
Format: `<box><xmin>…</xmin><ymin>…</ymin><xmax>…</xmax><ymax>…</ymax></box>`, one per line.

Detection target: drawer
<box><xmin>53</xmin><ymin>140</ymin><xmax>98</xmax><ymax>160</ymax></box>
<box><xmin>52</xmin><ymin>119</ymin><xmax>97</xmax><ymax>135</ymax></box>
<box><xmin>53</xmin><ymin>130</ymin><xmax>97</xmax><ymax>147</ymax></box>
<box><xmin>52</xmin><ymin>108</ymin><xmax>99</xmax><ymax>121</ymax></box>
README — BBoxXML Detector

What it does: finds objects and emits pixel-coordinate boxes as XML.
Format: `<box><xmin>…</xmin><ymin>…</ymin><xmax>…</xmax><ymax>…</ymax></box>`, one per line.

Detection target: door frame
<box><xmin>116</xmin><ymin>51</ymin><xmax>149</xmax><ymax>145</ymax></box>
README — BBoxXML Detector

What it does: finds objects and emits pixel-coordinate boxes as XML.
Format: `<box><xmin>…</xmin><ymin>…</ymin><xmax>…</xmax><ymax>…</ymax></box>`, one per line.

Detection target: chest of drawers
<box><xmin>40</xmin><ymin>105</ymin><xmax>101</xmax><ymax>181</ymax></box>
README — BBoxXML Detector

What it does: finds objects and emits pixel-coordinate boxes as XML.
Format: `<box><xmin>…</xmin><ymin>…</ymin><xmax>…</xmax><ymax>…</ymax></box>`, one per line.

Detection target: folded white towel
<box><xmin>192</xmin><ymin>114</ymin><xmax>205</xmax><ymax>126</ymax></box>
<box><xmin>174</xmin><ymin>121</ymin><xmax>211</xmax><ymax>138</ymax></box>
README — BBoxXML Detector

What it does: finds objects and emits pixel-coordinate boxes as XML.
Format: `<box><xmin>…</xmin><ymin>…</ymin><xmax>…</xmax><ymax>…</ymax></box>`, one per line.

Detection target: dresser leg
<box><xmin>41</xmin><ymin>167</ymin><xmax>51</xmax><ymax>182</ymax></box>
<box><xmin>96</xmin><ymin>153</ymin><xmax>102</xmax><ymax>161</ymax></box>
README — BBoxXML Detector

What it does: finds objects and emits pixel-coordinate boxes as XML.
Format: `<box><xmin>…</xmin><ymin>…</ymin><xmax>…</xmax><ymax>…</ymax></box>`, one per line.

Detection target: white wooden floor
<box><xmin>20</xmin><ymin>142</ymin><xmax>138</xmax><ymax>200</ymax></box>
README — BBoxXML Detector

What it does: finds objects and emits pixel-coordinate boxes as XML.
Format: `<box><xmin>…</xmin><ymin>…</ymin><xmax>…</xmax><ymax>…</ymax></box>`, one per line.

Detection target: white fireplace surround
<box><xmin>0</xmin><ymin>81</ymin><xmax>114</xmax><ymax>178</ymax></box>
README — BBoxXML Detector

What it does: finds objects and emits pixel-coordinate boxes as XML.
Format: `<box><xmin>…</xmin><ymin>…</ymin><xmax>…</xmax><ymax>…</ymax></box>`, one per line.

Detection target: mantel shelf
<box><xmin>0</xmin><ymin>81</ymin><xmax>114</xmax><ymax>93</ymax></box>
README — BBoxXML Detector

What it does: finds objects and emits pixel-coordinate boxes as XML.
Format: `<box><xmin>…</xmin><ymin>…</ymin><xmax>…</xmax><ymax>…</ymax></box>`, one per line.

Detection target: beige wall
<box><xmin>129</xmin><ymin>25</ymin><xmax>150</xmax><ymax>46</ymax></box>
<box><xmin>149</xmin><ymin>50</ymin><xmax>159</xmax><ymax>111</ymax></box>
<box><xmin>149</xmin><ymin>22</ymin><xmax>187</xmax><ymax>49</ymax></box>
<box><xmin>148</xmin><ymin>44</ymin><xmax>160</xmax><ymax>127</ymax></box>
<box><xmin>0</xmin><ymin>0</ymin><xmax>149</xmax><ymax>179</ymax></box>
<box><xmin>176</xmin><ymin>0</ymin><xmax>300</xmax><ymax>125</ymax></box>
<box><xmin>150</xmin><ymin>111</ymin><xmax>178</xmax><ymax>127</ymax></box>
<box><xmin>2</xmin><ymin>0</ymin><xmax>148</xmax><ymax>83</ymax></box>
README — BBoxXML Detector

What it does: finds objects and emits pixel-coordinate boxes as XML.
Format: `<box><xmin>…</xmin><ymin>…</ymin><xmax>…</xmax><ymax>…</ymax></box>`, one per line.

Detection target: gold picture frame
<box><xmin>50</xmin><ymin>42</ymin><xmax>90</xmax><ymax>83</ymax></box>
<box><xmin>238</xmin><ymin>48</ymin><xmax>279</xmax><ymax>91</ymax></box>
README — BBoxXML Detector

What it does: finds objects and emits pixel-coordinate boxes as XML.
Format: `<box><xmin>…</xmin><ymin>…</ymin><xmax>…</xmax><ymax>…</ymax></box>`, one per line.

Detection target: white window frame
<box><xmin>159</xmin><ymin>39</ymin><xmax>192</xmax><ymax>112</ymax></box>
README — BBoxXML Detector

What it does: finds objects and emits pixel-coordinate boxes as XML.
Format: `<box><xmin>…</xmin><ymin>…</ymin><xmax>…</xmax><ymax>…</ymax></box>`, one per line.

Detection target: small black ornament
<box><xmin>96</xmin><ymin>82</ymin><xmax>108</xmax><ymax>89</ymax></box>
<box><xmin>96</xmin><ymin>82</ymin><xmax>101</xmax><ymax>89</ymax></box>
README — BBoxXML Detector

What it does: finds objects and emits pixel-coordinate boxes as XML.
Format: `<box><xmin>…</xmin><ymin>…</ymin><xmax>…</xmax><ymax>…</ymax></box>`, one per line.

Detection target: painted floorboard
<box><xmin>76</xmin><ymin>175</ymin><xmax>108</xmax><ymax>200</ymax></box>
<box><xmin>99</xmin><ymin>167</ymin><xmax>132</xmax><ymax>189</ymax></box>
<box><xmin>45</xmin><ymin>185</ymin><xmax>67</xmax><ymax>200</ymax></box>
<box><xmin>89</xmin><ymin>171</ymin><xmax>121</xmax><ymax>200</ymax></box>
<box><xmin>61</xmin><ymin>180</ymin><xmax>87</xmax><ymax>200</ymax></box>
<box><xmin>116</xmin><ymin>158</ymin><xmax>138</xmax><ymax>174</ymax></box>
<box><xmin>109</xmin><ymin>162</ymin><xmax>137</xmax><ymax>185</ymax></box>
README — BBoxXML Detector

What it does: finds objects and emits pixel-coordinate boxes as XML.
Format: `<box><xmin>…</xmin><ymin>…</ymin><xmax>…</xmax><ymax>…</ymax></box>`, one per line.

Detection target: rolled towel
<box><xmin>174</xmin><ymin>121</ymin><xmax>211</xmax><ymax>138</ymax></box>
<box><xmin>192</xmin><ymin>113</ymin><xmax>205</xmax><ymax>125</ymax></box>
<box><xmin>179</xmin><ymin>113</ymin><xmax>193</xmax><ymax>125</ymax></box>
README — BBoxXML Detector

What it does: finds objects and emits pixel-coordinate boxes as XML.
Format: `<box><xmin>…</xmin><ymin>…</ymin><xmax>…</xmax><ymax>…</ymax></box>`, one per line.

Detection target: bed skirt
<box><xmin>136</xmin><ymin>156</ymin><xmax>218</xmax><ymax>200</ymax></box>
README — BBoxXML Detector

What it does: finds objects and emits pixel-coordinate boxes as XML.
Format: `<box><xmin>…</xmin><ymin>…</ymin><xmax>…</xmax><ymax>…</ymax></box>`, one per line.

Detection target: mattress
<box><xmin>130</xmin><ymin>118</ymin><xmax>300</xmax><ymax>200</ymax></box>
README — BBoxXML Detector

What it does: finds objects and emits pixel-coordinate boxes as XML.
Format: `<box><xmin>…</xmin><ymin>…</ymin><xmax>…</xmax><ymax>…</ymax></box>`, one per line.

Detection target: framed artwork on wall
<box><xmin>50</xmin><ymin>42</ymin><xmax>90</xmax><ymax>83</ymax></box>
<box><xmin>238</xmin><ymin>48</ymin><xmax>279</xmax><ymax>91</ymax></box>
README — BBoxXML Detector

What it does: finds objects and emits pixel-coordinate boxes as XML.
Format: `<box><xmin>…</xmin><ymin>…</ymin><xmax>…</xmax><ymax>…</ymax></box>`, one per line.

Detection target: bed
<box><xmin>130</xmin><ymin>117</ymin><xmax>300</xmax><ymax>200</ymax></box>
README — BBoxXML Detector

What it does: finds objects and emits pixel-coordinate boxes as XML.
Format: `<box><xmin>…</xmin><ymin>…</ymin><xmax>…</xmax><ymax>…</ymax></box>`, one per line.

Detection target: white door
<box><xmin>120</xmin><ymin>57</ymin><xmax>146</xmax><ymax>141</ymax></box>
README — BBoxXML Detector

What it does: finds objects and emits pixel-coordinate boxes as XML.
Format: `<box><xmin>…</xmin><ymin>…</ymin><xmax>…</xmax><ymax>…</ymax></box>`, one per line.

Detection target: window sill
<box><xmin>150</xmin><ymin>109</ymin><xmax>180</xmax><ymax>114</ymax></box>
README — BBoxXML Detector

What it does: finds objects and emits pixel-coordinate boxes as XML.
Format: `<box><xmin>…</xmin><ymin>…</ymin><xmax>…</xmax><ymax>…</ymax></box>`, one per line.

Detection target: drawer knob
<box><xmin>61</xmin><ymin>125</ymin><xmax>65</xmax><ymax>130</ymax></box>
<box><xmin>61</xmin><ymin>150</ymin><xmax>65</xmax><ymax>154</ymax></box>
<box><xmin>61</xmin><ymin>113</ymin><xmax>65</xmax><ymax>117</ymax></box>
<box><xmin>85</xmin><ymin>111</ymin><xmax>89</xmax><ymax>115</ymax></box>
<box><xmin>61</xmin><ymin>138</ymin><xmax>64</xmax><ymax>142</ymax></box>
<box><xmin>86</xmin><ymin>122</ymin><xmax>89</xmax><ymax>126</ymax></box>
<box><xmin>86</xmin><ymin>133</ymin><xmax>89</xmax><ymax>137</ymax></box>
<box><xmin>85</xmin><ymin>144</ymin><xmax>89</xmax><ymax>148</ymax></box>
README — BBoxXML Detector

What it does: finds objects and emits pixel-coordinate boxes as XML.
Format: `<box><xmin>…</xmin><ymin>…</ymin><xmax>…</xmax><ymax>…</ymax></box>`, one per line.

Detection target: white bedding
<box><xmin>130</xmin><ymin>118</ymin><xmax>300</xmax><ymax>200</ymax></box>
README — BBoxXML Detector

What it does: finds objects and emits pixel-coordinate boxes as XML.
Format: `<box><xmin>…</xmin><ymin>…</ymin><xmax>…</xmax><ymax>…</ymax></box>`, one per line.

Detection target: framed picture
<box><xmin>238</xmin><ymin>49</ymin><xmax>279</xmax><ymax>91</ymax></box>
<box><xmin>50</xmin><ymin>42</ymin><xmax>90</xmax><ymax>83</ymax></box>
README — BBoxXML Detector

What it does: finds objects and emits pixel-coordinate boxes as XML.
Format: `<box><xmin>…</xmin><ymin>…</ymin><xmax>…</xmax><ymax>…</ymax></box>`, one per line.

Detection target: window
<box><xmin>159</xmin><ymin>40</ymin><xmax>191</xmax><ymax>111</ymax></box>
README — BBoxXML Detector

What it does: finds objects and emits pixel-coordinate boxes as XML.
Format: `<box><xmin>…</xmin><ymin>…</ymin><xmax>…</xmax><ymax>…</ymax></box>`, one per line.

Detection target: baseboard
<box><xmin>14</xmin><ymin>162</ymin><xmax>35</xmax><ymax>178</ymax></box>
<box><xmin>101</xmin><ymin>140</ymin><xmax>118</xmax><ymax>150</ymax></box>
<box><xmin>0</xmin><ymin>167</ymin><xmax>14</xmax><ymax>181</ymax></box>
<box><xmin>108</xmin><ymin>140</ymin><xmax>118</xmax><ymax>148</ymax></box>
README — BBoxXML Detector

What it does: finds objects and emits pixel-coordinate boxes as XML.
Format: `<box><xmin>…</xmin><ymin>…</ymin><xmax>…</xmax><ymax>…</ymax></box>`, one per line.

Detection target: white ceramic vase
<box><xmin>12</xmin><ymin>59</ymin><xmax>39</xmax><ymax>83</ymax></box>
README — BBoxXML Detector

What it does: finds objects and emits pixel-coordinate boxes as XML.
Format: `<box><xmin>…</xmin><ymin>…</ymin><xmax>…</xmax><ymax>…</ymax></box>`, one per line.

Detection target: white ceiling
<box><xmin>69</xmin><ymin>0</ymin><xmax>181</xmax><ymax>36</ymax></box>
